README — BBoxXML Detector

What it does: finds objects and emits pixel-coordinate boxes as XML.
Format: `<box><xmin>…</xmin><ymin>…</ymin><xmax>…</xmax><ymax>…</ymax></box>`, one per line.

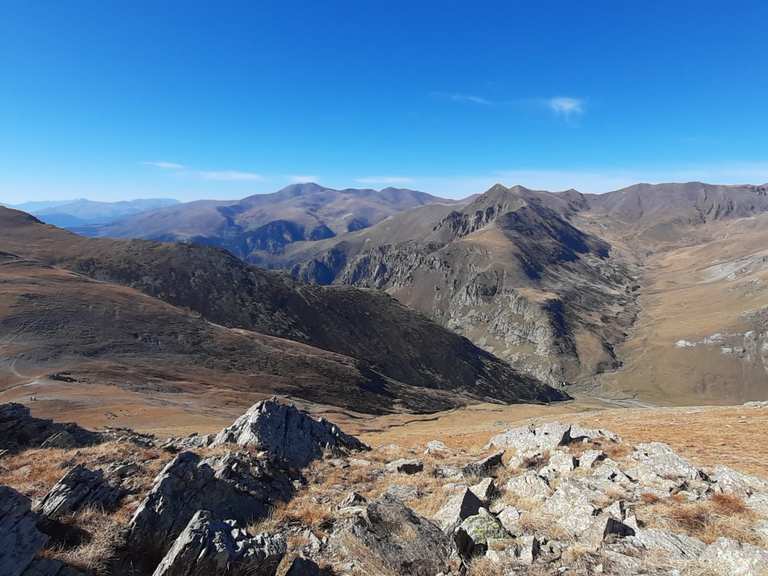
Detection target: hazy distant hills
<box><xmin>79</xmin><ymin>183</ymin><xmax>460</xmax><ymax>265</ymax></box>
<box><xmin>0</xmin><ymin>206</ymin><xmax>564</xmax><ymax>413</ymax></box>
<box><xmin>5</xmin><ymin>197</ymin><xmax>179</xmax><ymax>227</ymax></box>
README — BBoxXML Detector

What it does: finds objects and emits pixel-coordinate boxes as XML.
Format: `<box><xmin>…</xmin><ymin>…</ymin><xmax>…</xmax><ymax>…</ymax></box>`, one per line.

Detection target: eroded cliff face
<box><xmin>290</xmin><ymin>188</ymin><xmax>639</xmax><ymax>388</ymax></box>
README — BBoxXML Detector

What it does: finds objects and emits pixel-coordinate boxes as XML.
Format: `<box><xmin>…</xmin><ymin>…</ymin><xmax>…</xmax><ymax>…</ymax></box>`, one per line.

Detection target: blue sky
<box><xmin>2</xmin><ymin>1</ymin><xmax>768</xmax><ymax>203</ymax></box>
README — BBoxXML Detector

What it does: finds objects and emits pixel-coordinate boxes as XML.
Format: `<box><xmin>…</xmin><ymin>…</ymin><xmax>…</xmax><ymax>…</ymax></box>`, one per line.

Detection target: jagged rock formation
<box><xmin>35</xmin><ymin>465</ymin><xmax>124</xmax><ymax>519</ymax></box>
<box><xmin>152</xmin><ymin>510</ymin><xmax>286</xmax><ymax>576</ymax></box>
<box><xmin>329</xmin><ymin>493</ymin><xmax>457</xmax><ymax>575</ymax></box>
<box><xmin>211</xmin><ymin>398</ymin><xmax>368</xmax><ymax>468</ymax></box>
<box><xmin>127</xmin><ymin>451</ymin><xmax>292</xmax><ymax>570</ymax></box>
<box><xmin>1</xmin><ymin>401</ymin><xmax>768</xmax><ymax>575</ymax></box>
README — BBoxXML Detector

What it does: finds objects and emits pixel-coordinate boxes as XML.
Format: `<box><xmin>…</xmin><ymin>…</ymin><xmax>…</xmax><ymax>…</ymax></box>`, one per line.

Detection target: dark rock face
<box><xmin>328</xmin><ymin>494</ymin><xmax>455</xmax><ymax>575</ymax></box>
<box><xmin>211</xmin><ymin>398</ymin><xmax>369</xmax><ymax>468</ymax></box>
<box><xmin>152</xmin><ymin>510</ymin><xmax>285</xmax><ymax>576</ymax></box>
<box><xmin>35</xmin><ymin>465</ymin><xmax>124</xmax><ymax>519</ymax></box>
<box><xmin>127</xmin><ymin>451</ymin><xmax>292</xmax><ymax>570</ymax></box>
<box><xmin>0</xmin><ymin>403</ymin><xmax>102</xmax><ymax>453</ymax></box>
<box><xmin>0</xmin><ymin>486</ymin><xmax>49</xmax><ymax>576</ymax></box>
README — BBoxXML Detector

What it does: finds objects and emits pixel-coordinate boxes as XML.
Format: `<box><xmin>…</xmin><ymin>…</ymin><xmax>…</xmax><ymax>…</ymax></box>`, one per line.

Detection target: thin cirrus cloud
<box><xmin>547</xmin><ymin>97</ymin><xmax>585</xmax><ymax>118</ymax></box>
<box><xmin>432</xmin><ymin>92</ymin><xmax>493</xmax><ymax>105</ymax></box>
<box><xmin>355</xmin><ymin>176</ymin><xmax>414</xmax><ymax>185</ymax></box>
<box><xmin>435</xmin><ymin>92</ymin><xmax>587</xmax><ymax>119</ymax></box>
<box><xmin>141</xmin><ymin>161</ymin><xmax>185</xmax><ymax>169</ymax></box>
<box><xmin>141</xmin><ymin>161</ymin><xmax>263</xmax><ymax>181</ymax></box>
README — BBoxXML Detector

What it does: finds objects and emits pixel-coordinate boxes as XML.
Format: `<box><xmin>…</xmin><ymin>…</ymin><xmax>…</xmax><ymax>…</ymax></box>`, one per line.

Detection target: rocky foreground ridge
<box><xmin>2</xmin><ymin>400</ymin><xmax>768</xmax><ymax>575</ymax></box>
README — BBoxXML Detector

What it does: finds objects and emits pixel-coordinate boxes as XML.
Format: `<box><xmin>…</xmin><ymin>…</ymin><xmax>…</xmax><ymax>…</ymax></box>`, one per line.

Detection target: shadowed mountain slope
<box><xmin>0</xmin><ymin>207</ymin><xmax>566</xmax><ymax>413</ymax></box>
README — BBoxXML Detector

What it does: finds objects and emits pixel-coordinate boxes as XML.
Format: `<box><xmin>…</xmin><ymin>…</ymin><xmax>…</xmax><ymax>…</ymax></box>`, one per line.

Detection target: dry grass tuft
<box><xmin>637</xmin><ymin>493</ymin><xmax>761</xmax><ymax>545</ymax></box>
<box><xmin>41</xmin><ymin>506</ymin><xmax>123</xmax><ymax>572</ymax></box>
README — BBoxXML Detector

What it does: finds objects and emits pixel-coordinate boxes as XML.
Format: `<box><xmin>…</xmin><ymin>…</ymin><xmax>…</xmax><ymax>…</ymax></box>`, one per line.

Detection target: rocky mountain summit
<box><xmin>2</xmin><ymin>399</ymin><xmax>767</xmax><ymax>575</ymax></box>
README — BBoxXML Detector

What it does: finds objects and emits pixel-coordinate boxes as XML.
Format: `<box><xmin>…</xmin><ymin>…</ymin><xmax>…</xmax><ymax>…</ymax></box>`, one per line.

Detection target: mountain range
<box><xmin>72</xmin><ymin>180</ymin><xmax>768</xmax><ymax>405</ymax></box>
<box><xmin>3</xmin><ymin>198</ymin><xmax>179</xmax><ymax>228</ymax></box>
<box><xmin>2</xmin><ymin>180</ymin><xmax>767</xmax><ymax>416</ymax></box>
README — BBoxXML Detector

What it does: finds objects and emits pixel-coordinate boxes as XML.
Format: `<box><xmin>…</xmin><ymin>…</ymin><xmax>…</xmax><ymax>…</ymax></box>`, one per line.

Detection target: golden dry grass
<box><xmin>636</xmin><ymin>493</ymin><xmax>762</xmax><ymax>546</ymax></box>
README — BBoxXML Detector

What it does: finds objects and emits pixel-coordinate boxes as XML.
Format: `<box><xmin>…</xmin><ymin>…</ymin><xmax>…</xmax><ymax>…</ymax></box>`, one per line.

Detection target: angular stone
<box><xmin>36</xmin><ymin>465</ymin><xmax>123</xmax><ymax>519</ymax></box>
<box><xmin>633</xmin><ymin>528</ymin><xmax>706</xmax><ymax>559</ymax></box>
<box><xmin>386</xmin><ymin>458</ymin><xmax>423</xmax><ymax>475</ymax></box>
<box><xmin>462</xmin><ymin>452</ymin><xmax>504</xmax><ymax>477</ymax></box>
<box><xmin>516</xmin><ymin>535</ymin><xmax>541</xmax><ymax>565</ymax></box>
<box><xmin>328</xmin><ymin>494</ymin><xmax>454</xmax><ymax>576</ymax></box>
<box><xmin>153</xmin><ymin>510</ymin><xmax>285</xmax><ymax>576</ymax></box>
<box><xmin>128</xmin><ymin>451</ymin><xmax>292</xmax><ymax>570</ymax></box>
<box><xmin>469</xmin><ymin>478</ymin><xmax>496</xmax><ymax>503</ymax></box>
<box><xmin>454</xmin><ymin>508</ymin><xmax>508</xmax><ymax>558</ymax></box>
<box><xmin>385</xmin><ymin>484</ymin><xmax>420</xmax><ymax>501</ymax></box>
<box><xmin>699</xmin><ymin>537</ymin><xmax>768</xmax><ymax>576</ymax></box>
<box><xmin>496</xmin><ymin>505</ymin><xmax>521</xmax><ymax>535</ymax></box>
<box><xmin>540</xmin><ymin>450</ymin><xmax>577</xmax><ymax>481</ymax></box>
<box><xmin>0</xmin><ymin>485</ymin><xmax>48</xmax><ymax>576</ymax></box>
<box><xmin>710</xmin><ymin>465</ymin><xmax>768</xmax><ymax>499</ymax></box>
<box><xmin>504</xmin><ymin>471</ymin><xmax>552</xmax><ymax>503</ymax></box>
<box><xmin>338</xmin><ymin>491</ymin><xmax>367</xmax><ymax>509</ymax></box>
<box><xmin>540</xmin><ymin>480</ymin><xmax>596</xmax><ymax>537</ymax></box>
<box><xmin>629</xmin><ymin>442</ymin><xmax>702</xmax><ymax>482</ymax></box>
<box><xmin>211</xmin><ymin>398</ymin><xmax>368</xmax><ymax>468</ymax></box>
<box><xmin>432</xmin><ymin>487</ymin><xmax>482</xmax><ymax>533</ymax></box>
<box><xmin>424</xmin><ymin>440</ymin><xmax>449</xmax><ymax>456</ymax></box>
<box><xmin>579</xmin><ymin>449</ymin><xmax>606</xmax><ymax>469</ymax></box>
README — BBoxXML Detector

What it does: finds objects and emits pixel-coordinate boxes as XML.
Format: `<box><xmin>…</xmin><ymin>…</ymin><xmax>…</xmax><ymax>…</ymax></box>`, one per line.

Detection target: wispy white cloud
<box><xmin>547</xmin><ymin>97</ymin><xmax>585</xmax><ymax>118</ymax></box>
<box><xmin>142</xmin><ymin>161</ymin><xmax>185</xmax><ymax>170</ymax></box>
<box><xmin>432</xmin><ymin>92</ymin><xmax>493</xmax><ymax>105</ymax></box>
<box><xmin>195</xmin><ymin>170</ymin><xmax>264</xmax><ymax>182</ymax></box>
<box><xmin>288</xmin><ymin>174</ymin><xmax>319</xmax><ymax>183</ymax></box>
<box><xmin>355</xmin><ymin>176</ymin><xmax>414</xmax><ymax>185</ymax></box>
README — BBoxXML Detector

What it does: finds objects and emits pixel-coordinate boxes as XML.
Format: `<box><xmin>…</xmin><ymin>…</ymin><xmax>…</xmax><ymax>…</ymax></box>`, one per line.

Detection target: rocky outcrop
<box><xmin>127</xmin><ymin>451</ymin><xmax>292</xmax><ymax>569</ymax></box>
<box><xmin>0</xmin><ymin>486</ymin><xmax>48</xmax><ymax>576</ymax></box>
<box><xmin>328</xmin><ymin>494</ymin><xmax>456</xmax><ymax>575</ymax></box>
<box><xmin>211</xmin><ymin>398</ymin><xmax>368</xmax><ymax>468</ymax></box>
<box><xmin>0</xmin><ymin>404</ymin><xmax>102</xmax><ymax>453</ymax></box>
<box><xmin>35</xmin><ymin>465</ymin><xmax>124</xmax><ymax>519</ymax></box>
<box><xmin>152</xmin><ymin>510</ymin><xmax>285</xmax><ymax>576</ymax></box>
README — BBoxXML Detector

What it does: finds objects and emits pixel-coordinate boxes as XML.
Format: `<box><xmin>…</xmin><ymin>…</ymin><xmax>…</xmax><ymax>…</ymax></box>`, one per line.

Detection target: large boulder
<box><xmin>487</xmin><ymin>422</ymin><xmax>619</xmax><ymax>467</ymax></box>
<box><xmin>0</xmin><ymin>403</ymin><xmax>101</xmax><ymax>453</ymax></box>
<box><xmin>152</xmin><ymin>510</ymin><xmax>286</xmax><ymax>576</ymax></box>
<box><xmin>212</xmin><ymin>398</ymin><xmax>368</xmax><ymax>468</ymax></box>
<box><xmin>127</xmin><ymin>451</ymin><xmax>292</xmax><ymax>571</ymax></box>
<box><xmin>35</xmin><ymin>465</ymin><xmax>124</xmax><ymax>519</ymax></box>
<box><xmin>328</xmin><ymin>494</ymin><xmax>455</xmax><ymax>575</ymax></box>
<box><xmin>0</xmin><ymin>485</ymin><xmax>49</xmax><ymax>576</ymax></box>
<box><xmin>432</xmin><ymin>487</ymin><xmax>483</xmax><ymax>533</ymax></box>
